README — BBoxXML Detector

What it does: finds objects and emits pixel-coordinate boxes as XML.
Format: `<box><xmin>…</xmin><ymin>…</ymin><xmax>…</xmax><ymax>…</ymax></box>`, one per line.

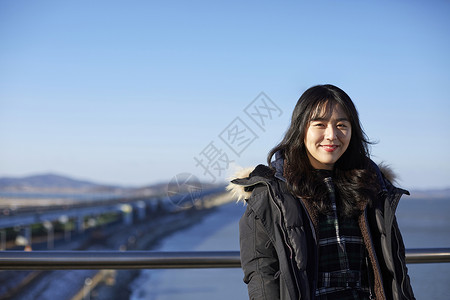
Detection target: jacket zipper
<box><xmin>363</xmin><ymin>208</ymin><xmax>386</xmax><ymax>300</ymax></box>
<box><xmin>365</xmin><ymin>256</ymin><xmax>375</xmax><ymax>300</ymax></box>
<box><xmin>391</xmin><ymin>190</ymin><xmax>410</xmax><ymax>300</ymax></box>
<box><xmin>297</xmin><ymin>196</ymin><xmax>319</xmax><ymax>296</ymax></box>
<box><xmin>395</xmin><ymin>226</ymin><xmax>409</xmax><ymax>299</ymax></box>
<box><xmin>268</xmin><ymin>184</ymin><xmax>303</xmax><ymax>297</ymax></box>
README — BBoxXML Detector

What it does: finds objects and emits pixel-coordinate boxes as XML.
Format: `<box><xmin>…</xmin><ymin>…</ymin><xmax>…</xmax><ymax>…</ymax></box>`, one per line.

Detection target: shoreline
<box><xmin>92</xmin><ymin>207</ymin><xmax>220</xmax><ymax>300</ymax></box>
<box><xmin>4</xmin><ymin>192</ymin><xmax>234</xmax><ymax>300</ymax></box>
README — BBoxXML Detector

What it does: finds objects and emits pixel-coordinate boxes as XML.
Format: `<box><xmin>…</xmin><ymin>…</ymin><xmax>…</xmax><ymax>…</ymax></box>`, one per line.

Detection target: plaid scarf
<box><xmin>315</xmin><ymin>177</ymin><xmax>371</xmax><ymax>300</ymax></box>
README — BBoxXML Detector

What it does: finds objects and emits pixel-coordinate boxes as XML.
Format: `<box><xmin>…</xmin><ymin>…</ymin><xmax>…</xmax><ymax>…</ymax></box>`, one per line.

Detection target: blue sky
<box><xmin>1</xmin><ymin>0</ymin><xmax>449</xmax><ymax>190</ymax></box>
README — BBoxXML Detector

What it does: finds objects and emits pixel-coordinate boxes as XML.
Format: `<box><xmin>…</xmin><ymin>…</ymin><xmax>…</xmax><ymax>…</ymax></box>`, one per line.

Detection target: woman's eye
<box><xmin>337</xmin><ymin>123</ymin><xmax>347</xmax><ymax>128</ymax></box>
<box><xmin>313</xmin><ymin>123</ymin><xmax>325</xmax><ymax>127</ymax></box>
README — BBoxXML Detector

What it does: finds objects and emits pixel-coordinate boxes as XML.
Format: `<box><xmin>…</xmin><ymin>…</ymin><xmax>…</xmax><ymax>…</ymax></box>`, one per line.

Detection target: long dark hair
<box><xmin>268</xmin><ymin>84</ymin><xmax>379</xmax><ymax>217</ymax></box>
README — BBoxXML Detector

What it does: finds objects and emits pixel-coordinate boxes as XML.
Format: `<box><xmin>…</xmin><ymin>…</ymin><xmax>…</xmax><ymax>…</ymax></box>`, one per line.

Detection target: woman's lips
<box><xmin>321</xmin><ymin>145</ymin><xmax>339</xmax><ymax>152</ymax></box>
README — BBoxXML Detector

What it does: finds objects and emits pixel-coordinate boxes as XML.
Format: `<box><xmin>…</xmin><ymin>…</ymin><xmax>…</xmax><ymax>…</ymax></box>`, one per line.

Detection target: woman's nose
<box><xmin>325</xmin><ymin>125</ymin><xmax>337</xmax><ymax>140</ymax></box>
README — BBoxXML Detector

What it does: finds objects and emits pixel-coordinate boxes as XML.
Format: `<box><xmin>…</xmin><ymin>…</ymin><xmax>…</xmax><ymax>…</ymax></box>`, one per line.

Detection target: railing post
<box><xmin>76</xmin><ymin>216</ymin><xmax>84</xmax><ymax>234</ymax></box>
<box><xmin>43</xmin><ymin>221</ymin><xmax>54</xmax><ymax>250</ymax></box>
<box><xmin>0</xmin><ymin>229</ymin><xmax>5</xmax><ymax>251</ymax></box>
<box><xmin>120</xmin><ymin>204</ymin><xmax>133</xmax><ymax>225</ymax></box>
<box><xmin>83</xmin><ymin>277</ymin><xmax>92</xmax><ymax>300</ymax></box>
<box><xmin>135</xmin><ymin>201</ymin><xmax>146</xmax><ymax>221</ymax></box>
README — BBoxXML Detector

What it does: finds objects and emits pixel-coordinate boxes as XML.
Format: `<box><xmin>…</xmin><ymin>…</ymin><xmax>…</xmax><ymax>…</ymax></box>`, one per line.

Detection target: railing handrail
<box><xmin>0</xmin><ymin>248</ymin><xmax>449</xmax><ymax>270</ymax></box>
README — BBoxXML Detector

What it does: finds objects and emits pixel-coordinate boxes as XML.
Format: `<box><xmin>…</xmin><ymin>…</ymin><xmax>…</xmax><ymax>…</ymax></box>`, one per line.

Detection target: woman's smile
<box><xmin>320</xmin><ymin>144</ymin><xmax>339</xmax><ymax>152</ymax></box>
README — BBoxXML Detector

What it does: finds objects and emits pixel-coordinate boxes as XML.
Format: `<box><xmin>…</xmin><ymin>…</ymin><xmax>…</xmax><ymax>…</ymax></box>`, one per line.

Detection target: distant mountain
<box><xmin>0</xmin><ymin>173</ymin><xmax>122</xmax><ymax>194</ymax></box>
<box><xmin>409</xmin><ymin>188</ymin><xmax>450</xmax><ymax>199</ymax></box>
<box><xmin>0</xmin><ymin>173</ymin><xmax>193</xmax><ymax>198</ymax></box>
<box><xmin>0</xmin><ymin>173</ymin><xmax>100</xmax><ymax>189</ymax></box>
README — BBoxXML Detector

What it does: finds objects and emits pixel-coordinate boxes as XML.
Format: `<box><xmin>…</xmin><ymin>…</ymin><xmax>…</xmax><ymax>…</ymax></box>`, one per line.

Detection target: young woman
<box><xmin>228</xmin><ymin>84</ymin><xmax>415</xmax><ymax>300</ymax></box>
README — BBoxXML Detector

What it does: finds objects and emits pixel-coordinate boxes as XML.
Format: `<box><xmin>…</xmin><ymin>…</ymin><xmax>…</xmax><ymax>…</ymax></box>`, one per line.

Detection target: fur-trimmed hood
<box><xmin>226</xmin><ymin>166</ymin><xmax>255</xmax><ymax>202</ymax></box>
<box><xmin>226</xmin><ymin>160</ymin><xmax>400</xmax><ymax>203</ymax></box>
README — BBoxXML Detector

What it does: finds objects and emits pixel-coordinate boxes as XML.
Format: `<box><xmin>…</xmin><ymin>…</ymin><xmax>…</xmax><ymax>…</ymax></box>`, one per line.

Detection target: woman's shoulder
<box><xmin>368</xmin><ymin>162</ymin><xmax>410</xmax><ymax>212</ymax></box>
<box><xmin>377</xmin><ymin>163</ymin><xmax>396</xmax><ymax>184</ymax></box>
<box><xmin>227</xmin><ymin>164</ymin><xmax>277</xmax><ymax>202</ymax></box>
<box><xmin>372</xmin><ymin>161</ymin><xmax>409</xmax><ymax>194</ymax></box>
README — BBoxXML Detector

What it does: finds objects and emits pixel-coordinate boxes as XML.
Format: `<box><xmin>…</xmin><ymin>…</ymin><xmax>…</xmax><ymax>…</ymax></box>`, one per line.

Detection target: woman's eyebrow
<box><xmin>310</xmin><ymin>117</ymin><xmax>349</xmax><ymax>122</ymax></box>
<box><xmin>310</xmin><ymin>116</ymin><xmax>328</xmax><ymax>121</ymax></box>
<box><xmin>336</xmin><ymin>117</ymin><xmax>350</xmax><ymax>122</ymax></box>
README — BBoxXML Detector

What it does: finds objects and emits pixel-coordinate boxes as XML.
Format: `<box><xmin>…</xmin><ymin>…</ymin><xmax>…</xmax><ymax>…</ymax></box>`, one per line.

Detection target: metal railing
<box><xmin>0</xmin><ymin>248</ymin><xmax>449</xmax><ymax>270</ymax></box>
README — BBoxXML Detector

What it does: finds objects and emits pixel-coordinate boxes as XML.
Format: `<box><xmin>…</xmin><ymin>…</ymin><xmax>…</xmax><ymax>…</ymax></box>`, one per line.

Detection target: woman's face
<box><xmin>304</xmin><ymin>102</ymin><xmax>352</xmax><ymax>170</ymax></box>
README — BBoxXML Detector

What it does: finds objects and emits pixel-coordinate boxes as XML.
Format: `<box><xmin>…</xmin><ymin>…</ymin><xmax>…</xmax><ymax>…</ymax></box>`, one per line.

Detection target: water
<box><xmin>129</xmin><ymin>202</ymin><xmax>248</xmax><ymax>300</ymax></box>
<box><xmin>130</xmin><ymin>198</ymin><xmax>450</xmax><ymax>300</ymax></box>
<box><xmin>397</xmin><ymin>198</ymin><xmax>450</xmax><ymax>300</ymax></box>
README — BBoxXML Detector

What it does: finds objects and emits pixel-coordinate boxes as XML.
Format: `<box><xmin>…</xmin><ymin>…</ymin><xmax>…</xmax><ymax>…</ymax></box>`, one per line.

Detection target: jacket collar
<box><xmin>272</xmin><ymin>150</ymin><xmax>287</xmax><ymax>182</ymax></box>
<box><xmin>227</xmin><ymin>151</ymin><xmax>409</xmax><ymax>205</ymax></box>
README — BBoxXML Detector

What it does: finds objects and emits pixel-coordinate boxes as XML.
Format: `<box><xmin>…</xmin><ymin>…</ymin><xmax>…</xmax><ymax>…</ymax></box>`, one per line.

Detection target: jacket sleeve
<box><xmin>239</xmin><ymin>204</ymin><xmax>281</xmax><ymax>300</ymax></box>
<box><xmin>392</xmin><ymin>217</ymin><xmax>416</xmax><ymax>300</ymax></box>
